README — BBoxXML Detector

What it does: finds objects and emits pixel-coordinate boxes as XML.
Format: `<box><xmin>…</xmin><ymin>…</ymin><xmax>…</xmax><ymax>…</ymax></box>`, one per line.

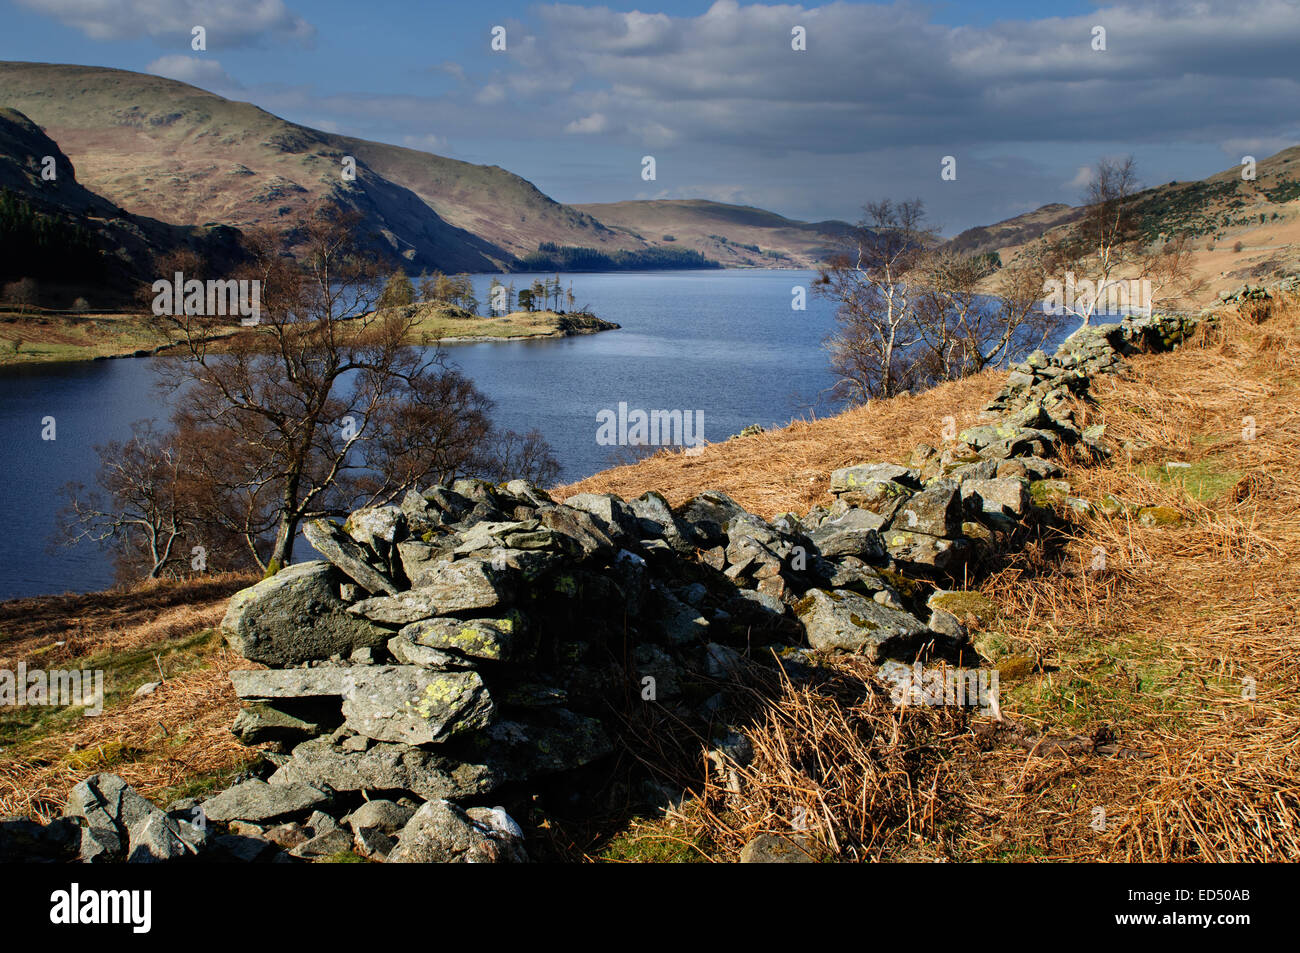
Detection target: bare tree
<box><xmin>815</xmin><ymin>199</ymin><xmax>939</xmax><ymax>402</ymax></box>
<box><xmin>915</xmin><ymin>247</ymin><xmax>1058</xmax><ymax>377</ymax></box>
<box><xmin>2</xmin><ymin>277</ymin><xmax>38</xmax><ymax>315</ymax></box>
<box><xmin>1043</xmin><ymin>156</ymin><xmax>1203</xmax><ymax>329</ymax></box>
<box><xmin>150</xmin><ymin>204</ymin><xmax>534</xmax><ymax>574</ymax></box>
<box><xmin>61</xmin><ymin>422</ymin><xmax>197</xmax><ymax>580</ymax></box>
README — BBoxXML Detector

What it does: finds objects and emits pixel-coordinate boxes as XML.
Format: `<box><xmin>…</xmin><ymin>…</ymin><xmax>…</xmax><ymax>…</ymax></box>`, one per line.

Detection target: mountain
<box><xmin>0</xmin><ymin>62</ymin><xmax>651</xmax><ymax>273</ymax></box>
<box><xmin>0</xmin><ymin>106</ymin><xmax>241</xmax><ymax>302</ymax></box>
<box><xmin>573</xmin><ymin>199</ymin><xmax>852</xmax><ymax>268</ymax></box>
<box><xmin>0</xmin><ymin>62</ymin><xmax>855</xmax><ymax>277</ymax></box>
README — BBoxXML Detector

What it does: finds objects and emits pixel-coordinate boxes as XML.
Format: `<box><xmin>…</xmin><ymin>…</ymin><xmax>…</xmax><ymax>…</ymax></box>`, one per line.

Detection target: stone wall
<box><xmin>5</xmin><ymin>310</ymin><xmax>1208</xmax><ymax>864</ymax></box>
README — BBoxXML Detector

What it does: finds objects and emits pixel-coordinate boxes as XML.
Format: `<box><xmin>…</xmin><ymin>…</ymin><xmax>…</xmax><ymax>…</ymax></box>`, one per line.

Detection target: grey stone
<box><xmin>739</xmin><ymin>833</ymin><xmax>818</xmax><ymax>863</ymax></box>
<box><xmin>962</xmin><ymin>477</ymin><xmax>1031</xmax><ymax>519</ymax></box>
<box><xmin>288</xmin><ymin>827</ymin><xmax>355</xmax><ymax>860</ymax></box>
<box><xmin>270</xmin><ymin>737</ymin><xmax>499</xmax><ymax>801</ymax></box>
<box><xmin>231</xmin><ymin>701</ymin><xmax>338</xmax><ymax>746</ymax></box>
<box><xmin>882</xmin><ymin>530</ymin><xmax>968</xmax><ymax>572</ymax></box>
<box><xmin>387</xmin><ymin>800</ymin><xmax>527</xmax><ymax>864</ymax></box>
<box><xmin>340</xmin><ymin>666</ymin><xmax>494</xmax><ymax>745</ymax></box>
<box><xmin>794</xmin><ymin>588</ymin><xmax>931</xmax><ymax>661</ymax></box>
<box><xmin>830</xmin><ymin>463</ymin><xmax>915</xmax><ymax>494</ymax></box>
<box><xmin>221</xmin><ymin>561</ymin><xmax>388</xmax><ymax>666</ymax></box>
<box><xmin>303</xmin><ymin>518</ymin><xmax>398</xmax><ymax>596</ymax></box>
<box><xmin>811</xmin><ymin>507</ymin><xmax>888</xmax><ymax>558</ymax></box>
<box><xmin>397</xmin><ymin>612</ymin><xmax>532</xmax><ymax>662</ymax></box>
<box><xmin>200</xmin><ymin>779</ymin><xmax>330</xmax><ymax>824</ymax></box>
<box><xmin>890</xmin><ymin>481</ymin><xmax>961</xmax><ymax>538</ymax></box>
<box><xmin>230</xmin><ymin>668</ymin><xmax>351</xmax><ymax>700</ymax></box>
<box><xmin>347</xmin><ymin>799</ymin><xmax>415</xmax><ymax>835</ymax></box>
<box><xmin>403</xmin><ymin>556</ymin><xmax>515</xmax><ymax>609</ymax></box>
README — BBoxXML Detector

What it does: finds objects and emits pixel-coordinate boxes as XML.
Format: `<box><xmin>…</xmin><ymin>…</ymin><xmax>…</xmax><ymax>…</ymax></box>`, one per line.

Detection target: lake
<box><xmin>0</xmin><ymin>269</ymin><xmax>843</xmax><ymax>599</ymax></box>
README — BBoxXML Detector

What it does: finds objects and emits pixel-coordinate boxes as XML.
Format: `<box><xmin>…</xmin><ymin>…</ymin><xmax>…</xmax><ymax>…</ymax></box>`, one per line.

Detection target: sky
<box><xmin>1</xmin><ymin>0</ymin><xmax>1298</xmax><ymax>234</ymax></box>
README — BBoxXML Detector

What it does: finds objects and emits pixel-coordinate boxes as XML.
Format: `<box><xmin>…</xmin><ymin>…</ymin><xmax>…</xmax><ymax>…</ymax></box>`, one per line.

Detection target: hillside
<box><xmin>0</xmin><ymin>62</ymin><xmax>696</xmax><ymax>274</ymax></box>
<box><xmin>574</xmin><ymin>198</ymin><xmax>851</xmax><ymax>268</ymax></box>
<box><xmin>947</xmin><ymin>146</ymin><xmax>1300</xmax><ymax>301</ymax></box>
<box><xmin>0</xmin><ymin>106</ymin><xmax>241</xmax><ymax>303</ymax></box>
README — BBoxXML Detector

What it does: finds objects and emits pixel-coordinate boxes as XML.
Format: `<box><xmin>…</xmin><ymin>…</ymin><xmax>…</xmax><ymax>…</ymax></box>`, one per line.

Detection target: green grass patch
<box><xmin>0</xmin><ymin>627</ymin><xmax>224</xmax><ymax>749</ymax></box>
<box><xmin>1138</xmin><ymin>457</ymin><xmax>1241</xmax><ymax>503</ymax></box>
<box><xmin>598</xmin><ymin>820</ymin><xmax>715</xmax><ymax>863</ymax></box>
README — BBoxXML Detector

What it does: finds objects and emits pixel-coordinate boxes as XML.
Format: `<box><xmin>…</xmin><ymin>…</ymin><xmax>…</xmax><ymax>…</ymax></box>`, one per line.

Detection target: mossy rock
<box><xmin>1099</xmin><ymin>493</ymin><xmax>1138</xmax><ymax>517</ymax></box>
<box><xmin>1030</xmin><ymin>479</ymin><xmax>1071</xmax><ymax>505</ymax></box>
<box><xmin>996</xmin><ymin>654</ymin><xmax>1036</xmax><ymax>681</ymax></box>
<box><xmin>876</xmin><ymin>568</ymin><xmax>929</xmax><ymax>602</ymax></box>
<box><xmin>1137</xmin><ymin>505</ymin><xmax>1184</xmax><ymax>527</ymax></box>
<box><xmin>61</xmin><ymin>739</ymin><xmax>142</xmax><ymax>771</ymax></box>
<box><xmin>929</xmin><ymin>590</ymin><xmax>1000</xmax><ymax>629</ymax></box>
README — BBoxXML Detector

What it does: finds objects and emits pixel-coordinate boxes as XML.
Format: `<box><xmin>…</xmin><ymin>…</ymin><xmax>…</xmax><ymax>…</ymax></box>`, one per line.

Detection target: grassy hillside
<box><xmin>0</xmin><ymin>106</ymin><xmax>242</xmax><ymax>304</ymax></box>
<box><xmin>575</xmin><ymin>198</ymin><xmax>851</xmax><ymax>268</ymax></box>
<box><xmin>561</xmin><ymin>295</ymin><xmax>1300</xmax><ymax>861</ymax></box>
<box><xmin>0</xmin><ymin>62</ymin><xmax>654</xmax><ymax>273</ymax></box>
<box><xmin>946</xmin><ymin>146</ymin><xmax>1300</xmax><ymax>301</ymax></box>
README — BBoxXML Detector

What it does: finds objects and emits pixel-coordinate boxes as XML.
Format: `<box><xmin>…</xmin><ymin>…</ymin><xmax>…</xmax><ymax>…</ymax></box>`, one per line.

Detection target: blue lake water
<box><xmin>0</xmin><ymin>269</ymin><xmax>842</xmax><ymax>599</ymax></box>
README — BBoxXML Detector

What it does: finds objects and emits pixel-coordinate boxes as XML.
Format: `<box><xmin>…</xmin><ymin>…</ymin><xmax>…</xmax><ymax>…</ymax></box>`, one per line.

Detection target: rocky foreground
<box><xmin>0</xmin><ymin>309</ymin><xmax>1209</xmax><ymax>863</ymax></box>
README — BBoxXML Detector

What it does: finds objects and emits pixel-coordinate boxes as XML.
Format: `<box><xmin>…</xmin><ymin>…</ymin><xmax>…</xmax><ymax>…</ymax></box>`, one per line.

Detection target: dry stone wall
<box><xmin>2</xmin><ymin>310</ymin><xmax>1207</xmax><ymax>863</ymax></box>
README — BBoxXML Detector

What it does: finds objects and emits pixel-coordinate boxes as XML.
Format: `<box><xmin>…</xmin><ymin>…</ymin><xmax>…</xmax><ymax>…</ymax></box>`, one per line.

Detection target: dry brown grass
<box><xmin>0</xmin><ymin>650</ymin><xmax>257</xmax><ymax>820</ymax></box>
<box><xmin>602</xmin><ymin>295</ymin><xmax>1300</xmax><ymax>862</ymax></box>
<box><xmin>0</xmin><ymin>573</ymin><xmax>259</xmax><ymax>820</ymax></box>
<box><xmin>966</xmin><ymin>296</ymin><xmax>1300</xmax><ymax>862</ymax></box>
<box><xmin>557</xmin><ymin>371</ymin><xmax>1004</xmax><ymax>517</ymax></box>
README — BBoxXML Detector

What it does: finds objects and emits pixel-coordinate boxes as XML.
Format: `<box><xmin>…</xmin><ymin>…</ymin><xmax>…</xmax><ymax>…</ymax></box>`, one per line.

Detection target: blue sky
<box><xmin>2</xmin><ymin>0</ymin><xmax>1297</xmax><ymax>233</ymax></box>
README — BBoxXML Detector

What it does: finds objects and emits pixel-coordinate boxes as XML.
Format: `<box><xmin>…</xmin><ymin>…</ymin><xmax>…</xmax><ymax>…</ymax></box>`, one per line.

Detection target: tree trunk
<box><xmin>267</xmin><ymin>517</ymin><xmax>297</xmax><ymax>576</ymax></box>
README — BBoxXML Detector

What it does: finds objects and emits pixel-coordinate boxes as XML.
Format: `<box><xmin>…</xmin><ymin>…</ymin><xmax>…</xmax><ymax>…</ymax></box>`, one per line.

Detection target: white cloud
<box><xmin>402</xmin><ymin>132</ymin><xmax>451</xmax><ymax>154</ymax></box>
<box><xmin>564</xmin><ymin>112</ymin><xmax>608</xmax><ymax>134</ymax></box>
<box><xmin>19</xmin><ymin>0</ymin><xmax>315</xmax><ymax>47</ymax></box>
<box><xmin>146</xmin><ymin>55</ymin><xmax>239</xmax><ymax>90</ymax></box>
<box><xmin>1065</xmin><ymin>165</ymin><xmax>1094</xmax><ymax>188</ymax></box>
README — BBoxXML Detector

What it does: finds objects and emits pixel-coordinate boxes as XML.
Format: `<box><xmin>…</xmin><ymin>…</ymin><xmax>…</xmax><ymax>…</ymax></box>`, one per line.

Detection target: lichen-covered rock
<box><xmin>793</xmin><ymin>588</ymin><xmax>931</xmax><ymax>660</ymax></box>
<box><xmin>883</xmin><ymin>530</ymin><xmax>968</xmax><ymax>573</ymax></box>
<box><xmin>890</xmin><ymin>481</ymin><xmax>961</xmax><ymax>538</ymax></box>
<box><xmin>340</xmin><ymin>666</ymin><xmax>495</xmax><ymax>745</ymax></box>
<box><xmin>396</xmin><ymin>611</ymin><xmax>533</xmax><ymax>663</ymax></box>
<box><xmin>221</xmin><ymin>561</ymin><xmax>389</xmax><ymax>666</ymax></box>
<box><xmin>830</xmin><ymin>462</ymin><xmax>915</xmax><ymax>494</ymax></box>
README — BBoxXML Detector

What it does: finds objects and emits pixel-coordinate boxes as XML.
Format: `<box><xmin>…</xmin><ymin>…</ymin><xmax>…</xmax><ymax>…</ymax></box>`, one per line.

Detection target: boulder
<box><xmin>340</xmin><ymin>666</ymin><xmax>495</xmax><ymax>745</ymax></box>
<box><xmin>221</xmin><ymin>561</ymin><xmax>388</xmax><ymax>666</ymax></box>
<box><xmin>794</xmin><ymin>589</ymin><xmax>931</xmax><ymax>660</ymax></box>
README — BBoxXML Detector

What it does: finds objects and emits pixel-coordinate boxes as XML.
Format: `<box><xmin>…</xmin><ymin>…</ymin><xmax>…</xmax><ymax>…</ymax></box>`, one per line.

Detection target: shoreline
<box><xmin>0</xmin><ymin>308</ymin><xmax>620</xmax><ymax>369</ymax></box>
